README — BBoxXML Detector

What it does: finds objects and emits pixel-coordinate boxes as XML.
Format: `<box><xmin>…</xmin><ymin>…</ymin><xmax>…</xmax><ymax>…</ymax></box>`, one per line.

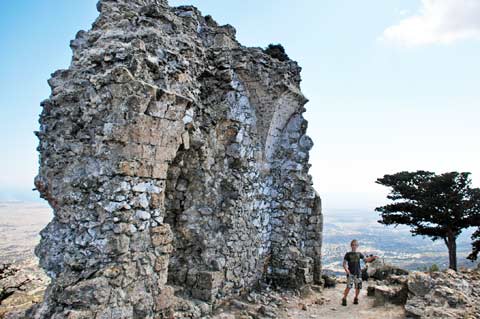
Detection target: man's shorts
<box><xmin>347</xmin><ymin>274</ymin><xmax>362</xmax><ymax>289</ymax></box>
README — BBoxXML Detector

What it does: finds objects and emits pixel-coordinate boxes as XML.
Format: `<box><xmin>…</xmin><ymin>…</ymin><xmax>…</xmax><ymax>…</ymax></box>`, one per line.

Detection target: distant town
<box><xmin>322</xmin><ymin>209</ymin><xmax>479</xmax><ymax>275</ymax></box>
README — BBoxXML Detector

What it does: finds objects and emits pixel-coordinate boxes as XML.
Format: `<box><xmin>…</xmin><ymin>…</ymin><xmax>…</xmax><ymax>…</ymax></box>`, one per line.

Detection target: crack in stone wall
<box><xmin>30</xmin><ymin>0</ymin><xmax>322</xmax><ymax>318</ymax></box>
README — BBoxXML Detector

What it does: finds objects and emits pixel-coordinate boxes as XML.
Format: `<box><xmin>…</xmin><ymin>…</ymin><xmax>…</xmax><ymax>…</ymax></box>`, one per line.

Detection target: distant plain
<box><xmin>0</xmin><ymin>201</ymin><xmax>51</xmax><ymax>264</ymax></box>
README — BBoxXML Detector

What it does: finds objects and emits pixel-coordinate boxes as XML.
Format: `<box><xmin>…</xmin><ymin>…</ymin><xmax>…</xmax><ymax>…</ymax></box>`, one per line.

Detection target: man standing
<box><xmin>341</xmin><ymin>239</ymin><xmax>377</xmax><ymax>306</ymax></box>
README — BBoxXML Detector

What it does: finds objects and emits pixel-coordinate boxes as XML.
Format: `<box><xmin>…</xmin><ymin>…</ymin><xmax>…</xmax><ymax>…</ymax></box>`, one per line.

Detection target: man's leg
<box><xmin>342</xmin><ymin>275</ymin><xmax>353</xmax><ymax>306</ymax></box>
<box><xmin>342</xmin><ymin>288</ymin><xmax>349</xmax><ymax>306</ymax></box>
<box><xmin>354</xmin><ymin>288</ymin><xmax>360</xmax><ymax>298</ymax></box>
<box><xmin>353</xmin><ymin>276</ymin><xmax>362</xmax><ymax>304</ymax></box>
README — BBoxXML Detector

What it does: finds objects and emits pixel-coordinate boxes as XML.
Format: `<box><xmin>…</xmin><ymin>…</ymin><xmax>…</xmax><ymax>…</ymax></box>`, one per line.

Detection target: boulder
<box><xmin>321</xmin><ymin>274</ymin><xmax>337</xmax><ymax>288</ymax></box>
<box><xmin>369</xmin><ymin>284</ymin><xmax>408</xmax><ymax>306</ymax></box>
<box><xmin>404</xmin><ymin>269</ymin><xmax>480</xmax><ymax>318</ymax></box>
<box><xmin>366</xmin><ymin>259</ymin><xmax>408</xmax><ymax>280</ymax></box>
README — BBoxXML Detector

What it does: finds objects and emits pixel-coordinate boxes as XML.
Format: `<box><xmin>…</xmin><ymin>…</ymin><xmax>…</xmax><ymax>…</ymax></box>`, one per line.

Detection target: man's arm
<box><xmin>343</xmin><ymin>258</ymin><xmax>350</xmax><ymax>275</ymax></box>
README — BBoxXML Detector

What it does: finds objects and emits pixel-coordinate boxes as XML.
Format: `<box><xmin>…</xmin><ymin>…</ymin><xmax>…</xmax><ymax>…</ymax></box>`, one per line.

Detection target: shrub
<box><xmin>264</xmin><ymin>44</ymin><xmax>289</xmax><ymax>62</ymax></box>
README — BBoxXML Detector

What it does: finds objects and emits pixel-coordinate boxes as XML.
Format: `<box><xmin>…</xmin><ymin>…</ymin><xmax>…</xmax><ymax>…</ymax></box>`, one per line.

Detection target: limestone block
<box><xmin>154</xmin><ymin>286</ymin><xmax>174</xmax><ymax>311</ymax></box>
<box><xmin>151</xmin><ymin>224</ymin><xmax>173</xmax><ymax>247</ymax></box>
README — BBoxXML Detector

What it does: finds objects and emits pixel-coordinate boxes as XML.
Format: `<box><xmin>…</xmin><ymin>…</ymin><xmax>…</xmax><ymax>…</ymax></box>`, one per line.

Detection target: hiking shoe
<box><xmin>353</xmin><ymin>298</ymin><xmax>359</xmax><ymax>305</ymax></box>
<box><xmin>341</xmin><ymin>298</ymin><xmax>347</xmax><ymax>306</ymax></box>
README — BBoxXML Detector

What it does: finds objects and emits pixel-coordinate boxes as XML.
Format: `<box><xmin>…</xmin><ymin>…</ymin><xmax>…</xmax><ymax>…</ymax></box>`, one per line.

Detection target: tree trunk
<box><xmin>445</xmin><ymin>234</ymin><xmax>457</xmax><ymax>271</ymax></box>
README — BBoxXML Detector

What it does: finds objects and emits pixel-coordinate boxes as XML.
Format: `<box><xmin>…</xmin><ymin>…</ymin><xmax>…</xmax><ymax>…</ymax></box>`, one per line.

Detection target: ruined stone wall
<box><xmin>31</xmin><ymin>0</ymin><xmax>322</xmax><ymax>317</ymax></box>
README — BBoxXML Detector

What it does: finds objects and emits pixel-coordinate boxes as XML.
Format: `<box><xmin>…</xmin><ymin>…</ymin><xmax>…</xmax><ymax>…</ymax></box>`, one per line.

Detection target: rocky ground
<box><xmin>0</xmin><ymin>253</ymin><xmax>403</xmax><ymax>319</ymax></box>
<box><xmin>0</xmin><ymin>261</ymin><xmax>49</xmax><ymax>318</ymax></box>
<box><xmin>0</xmin><ymin>202</ymin><xmax>51</xmax><ymax>318</ymax></box>
<box><xmin>404</xmin><ymin>268</ymin><xmax>480</xmax><ymax>318</ymax></box>
<box><xmin>1</xmin><ymin>267</ymin><xmax>406</xmax><ymax>319</ymax></box>
<box><xmin>365</xmin><ymin>260</ymin><xmax>480</xmax><ymax>319</ymax></box>
<box><xmin>5</xmin><ymin>262</ymin><xmax>479</xmax><ymax>319</ymax></box>
<box><xmin>207</xmin><ymin>262</ymin><xmax>480</xmax><ymax>319</ymax></box>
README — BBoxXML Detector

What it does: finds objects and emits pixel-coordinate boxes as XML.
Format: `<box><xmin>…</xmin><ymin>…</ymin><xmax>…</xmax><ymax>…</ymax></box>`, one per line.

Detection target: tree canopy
<box><xmin>468</xmin><ymin>229</ymin><xmax>480</xmax><ymax>261</ymax></box>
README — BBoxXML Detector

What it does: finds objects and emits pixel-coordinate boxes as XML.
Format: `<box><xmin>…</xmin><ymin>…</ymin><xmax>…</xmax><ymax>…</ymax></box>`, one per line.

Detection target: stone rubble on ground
<box><xmin>19</xmin><ymin>0</ymin><xmax>322</xmax><ymax>318</ymax></box>
<box><xmin>366</xmin><ymin>261</ymin><xmax>480</xmax><ymax>319</ymax></box>
<box><xmin>209</xmin><ymin>285</ymin><xmax>332</xmax><ymax>319</ymax></box>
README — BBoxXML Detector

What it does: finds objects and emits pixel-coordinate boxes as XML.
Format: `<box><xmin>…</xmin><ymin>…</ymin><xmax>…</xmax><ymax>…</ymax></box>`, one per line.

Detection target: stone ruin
<box><xmin>31</xmin><ymin>0</ymin><xmax>322</xmax><ymax>317</ymax></box>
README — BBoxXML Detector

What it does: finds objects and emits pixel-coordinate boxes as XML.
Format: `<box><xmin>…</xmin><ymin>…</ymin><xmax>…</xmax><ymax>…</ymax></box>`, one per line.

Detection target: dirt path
<box><xmin>284</xmin><ymin>284</ymin><xmax>405</xmax><ymax>319</ymax></box>
<box><xmin>213</xmin><ymin>281</ymin><xmax>406</xmax><ymax>319</ymax></box>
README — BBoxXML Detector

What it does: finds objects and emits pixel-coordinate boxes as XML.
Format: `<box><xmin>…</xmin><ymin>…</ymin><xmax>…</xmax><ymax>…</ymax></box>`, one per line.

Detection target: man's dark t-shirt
<box><xmin>344</xmin><ymin>252</ymin><xmax>364</xmax><ymax>276</ymax></box>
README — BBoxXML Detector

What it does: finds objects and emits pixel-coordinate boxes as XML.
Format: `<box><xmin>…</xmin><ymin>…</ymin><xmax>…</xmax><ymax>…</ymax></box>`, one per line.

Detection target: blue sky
<box><xmin>1</xmin><ymin>0</ymin><xmax>479</xmax><ymax>211</ymax></box>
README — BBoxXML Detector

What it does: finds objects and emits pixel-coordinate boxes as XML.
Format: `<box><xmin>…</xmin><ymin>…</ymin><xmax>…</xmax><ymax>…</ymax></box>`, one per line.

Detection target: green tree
<box><xmin>419</xmin><ymin>263</ymin><xmax>440</xmax><ymax>272</ymax></box>
<box><xmin>467</xmin><ymin>229</ymin><xmax>480</xmax><ymax>261</ymax></box>
<box><xmin>375</xmin><ymin>171</ymin><xmax>480</xmax><ymax>271</ymax></box>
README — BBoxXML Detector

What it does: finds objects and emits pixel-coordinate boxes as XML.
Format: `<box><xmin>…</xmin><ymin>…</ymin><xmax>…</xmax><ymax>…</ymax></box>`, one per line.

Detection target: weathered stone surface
<box><xmin>404</xmin><ymin>269</ymin><xmax>480</xmax><ymax>319</ymax></box>
<box><xmin>30</xmin><ymin>0</ymin><xmax>321</xmax><ymax>318</ymax></box>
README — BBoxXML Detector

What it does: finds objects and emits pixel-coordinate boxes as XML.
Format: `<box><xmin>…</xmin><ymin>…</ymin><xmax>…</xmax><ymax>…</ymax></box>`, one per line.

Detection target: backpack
<box><xmin>361</xmin><ymin>267</ymin><xmax>369</xmax><ymax>281</ymax></box>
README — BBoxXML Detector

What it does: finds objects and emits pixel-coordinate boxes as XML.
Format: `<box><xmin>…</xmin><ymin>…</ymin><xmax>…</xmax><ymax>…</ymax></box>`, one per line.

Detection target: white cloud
<box><xmin>381</xmin><ymin>0</ymin><xmax>480</xmax><ymax>47</ymax></box>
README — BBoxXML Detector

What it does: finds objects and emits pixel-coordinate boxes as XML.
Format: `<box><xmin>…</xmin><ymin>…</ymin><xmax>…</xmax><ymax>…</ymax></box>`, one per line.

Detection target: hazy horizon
<box><xmin>1</xmin><ymin>0</ymin><xmax>479</xmax><ymax>211</ymax></box>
